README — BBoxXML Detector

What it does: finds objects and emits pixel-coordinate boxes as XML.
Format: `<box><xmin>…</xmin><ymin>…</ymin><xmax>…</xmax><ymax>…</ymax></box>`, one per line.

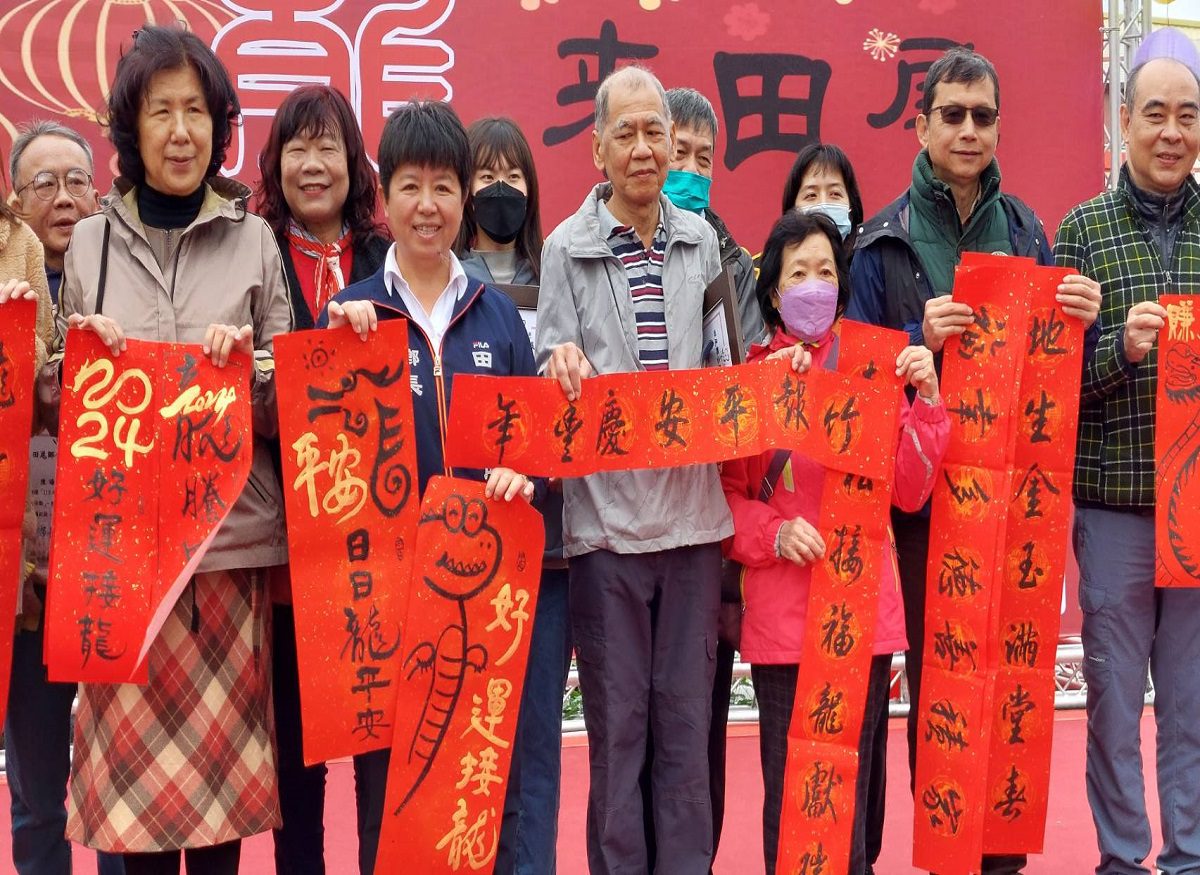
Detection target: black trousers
<box><xmin>121</xmin><ymin>842</ymin><xmax>239</xmax><ymax>875</ymax></box>
<box><xmin>753</xmin><ymin>655</ymin><xmax>891</xmax><ymax>875</ymax></box>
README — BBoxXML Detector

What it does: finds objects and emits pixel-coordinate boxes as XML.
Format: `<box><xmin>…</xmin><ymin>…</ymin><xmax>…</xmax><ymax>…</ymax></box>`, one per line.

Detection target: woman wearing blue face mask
<box><xmin>780</xmin><ymin>143</ymin><xmax>864</xmax><ymax>249</ymax></box>
<box><xmin>721</xmin><ymin>210</ymin><xmax>948</xmax><ymax>875</ymax></box>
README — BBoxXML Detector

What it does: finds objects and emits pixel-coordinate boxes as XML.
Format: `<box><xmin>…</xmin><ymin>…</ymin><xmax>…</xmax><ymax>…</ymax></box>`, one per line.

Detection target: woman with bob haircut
<box><xmin>455</xmin><ymin>115</ymin><xmax>570</xmax><ymax>874</ymax></box>
<box><xmin>721</xmin><ymin>210</ymin><xmax>947</xmax><ymax>875</ymax></box>
<box><xmin>43</xmin><ymin>24</ymin><xmax>292</xmax><ymax>875</ymax></box>
<box><xmin>456</xmin><ymin>116</ymin><xmax>544</xmax><ymax>285</ymax></box>
<box><xmin>317</xmin><ymin>99</ymin><xmax>539</xmax><ymax>874</ymax></box>
<box><xmin>779</xmin><ymin>143</ymin><xmax>865</xmax><ymax>248</ymax></box>
<box><xmin>254</xmin><ymin>83</ymin><xmax>392</xmax><ymax>875</ymax></box>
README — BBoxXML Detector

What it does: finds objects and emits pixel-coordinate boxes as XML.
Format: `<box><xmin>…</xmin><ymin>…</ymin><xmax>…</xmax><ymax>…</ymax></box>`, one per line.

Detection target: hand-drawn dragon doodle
<box><xmin>393</xmin><ymin>492</ymin><xmax>502</xmax><ymax>814</ymax></box>
<box><xmin>1160</xmin><ymin>342</ymin><xmax>1200</xmax><ymax>586</ymax></box>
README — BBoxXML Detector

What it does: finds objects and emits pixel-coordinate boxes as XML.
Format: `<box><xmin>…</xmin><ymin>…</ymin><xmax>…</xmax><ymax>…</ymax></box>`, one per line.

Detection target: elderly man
<box><xmin>664</xmin><ymin>86</ymin><xmax>764</xmax><ymax>349</ymax></box>
<box><xmin>1056</xmin><ymin>56</ymin><xmax>1200</xmax><ymax>875</ymax></box>
<box><xmin>6</xmin><ymin>120</ymin><xmax>120</xmax><ymax>875</ymax></box>
<box><xmin>536</xmin><ymin>66</ymin><xmax>732</xmax><ymax>874</ymax></box>
<box><xmin>847</xmin><ymin>47</ymin><xmax>1099</xmax><ymax>874</ymax></box>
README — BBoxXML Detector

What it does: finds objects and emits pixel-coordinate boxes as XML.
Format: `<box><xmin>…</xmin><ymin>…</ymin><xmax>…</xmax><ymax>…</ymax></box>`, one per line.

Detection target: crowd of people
<box><xmin>0</xmin><ymin>21</ymin><xmax>1193</xmax><ymax>875</ymax></box>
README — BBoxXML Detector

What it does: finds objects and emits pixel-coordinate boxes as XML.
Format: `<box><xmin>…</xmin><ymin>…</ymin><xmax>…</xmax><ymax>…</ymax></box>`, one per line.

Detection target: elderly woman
<box><xmin>254</xmin><ymin>84</ymin><xmax>389</xmax><ymax>875</ymax></box>
<box><xmin>45</xmin><ymin>25</ymin><xmax>291</xmax><ymax>875</ymax></box>
<box><xmin>722</xmin><ymin>210</ymin><xmax>948</xmax><ymax>875</ymax></box>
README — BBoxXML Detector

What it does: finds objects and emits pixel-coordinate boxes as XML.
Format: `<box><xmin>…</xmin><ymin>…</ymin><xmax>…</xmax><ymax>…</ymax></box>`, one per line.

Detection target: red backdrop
<box><xmin>0</xmin><ymin>0</ymin><xmax>1101</xmax><ymax>248</ymax></box>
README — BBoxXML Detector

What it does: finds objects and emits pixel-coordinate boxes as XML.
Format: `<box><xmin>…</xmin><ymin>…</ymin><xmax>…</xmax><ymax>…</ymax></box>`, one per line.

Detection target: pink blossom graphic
<box><xmin>725</xmin><ymin>3</ymin><xmax>770</xmax><ymax>41</ymax></box>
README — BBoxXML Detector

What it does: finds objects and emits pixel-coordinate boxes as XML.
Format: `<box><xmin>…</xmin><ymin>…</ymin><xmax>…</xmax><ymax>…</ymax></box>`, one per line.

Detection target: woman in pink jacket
<box><xmin>722</xmin><ymin>210</ymin><xmax>949</xmax><ymax>875</ymax></box>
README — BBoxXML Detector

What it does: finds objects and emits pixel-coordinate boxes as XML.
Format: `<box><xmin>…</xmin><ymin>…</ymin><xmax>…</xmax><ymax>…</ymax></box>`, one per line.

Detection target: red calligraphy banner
<box><xmin>914</xmin><ymin>255</ymin><xmax>1081</xmax><ymax>872</ymax></box>
<box><xmin>275</xmin><ymin>323</ymin><xmax>422</xmax><ymax>763</ymax></box>
<box><xmin>446</xmin><ymin>359</ymin><xmax>898</xmax><ymax>481</ymax></box>
<box><xmin>1156</xmin><ymin>295</ymin><xmax>1200</xmax><ymax>589</ymax></box>
<box><xmin>777</xmin><ymin>322</ymin><xmax>905</xmax><ymax>872</ymax></box>
<box><xmin>0</xmin><ymin>299</ymin><xmax>38</xmax><ymax>727</ymax></box>
<box><xmin>374</xmin><ymin>476</ymin><xmax>544</xmax><ymax>873</ymax></box>
<box><xmin>45</xmin><ymin>330</ymin><xmax>252</xmax><ymax>684</ymax></box>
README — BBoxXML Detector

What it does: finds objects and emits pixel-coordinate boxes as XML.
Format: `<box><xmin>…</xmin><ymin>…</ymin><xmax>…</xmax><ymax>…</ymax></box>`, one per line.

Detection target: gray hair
<box><xmin>594</xmin><ymin>65</ymin><xmax>672</xmax><ymax>135</ymax></box>
<box><xmin>9</xmin><ymin>119</ymin><xmax>95</xmax><ymax>188</ymax></box>
<box><xmin>1125</xmin><ymin>57</ymin><xmax>1200</xmax><ymax>113</ymax></box>
<box><xmin>665</xmin><ymin>87</ymin><xmax>718</xmax><ymax>139</ymax></box>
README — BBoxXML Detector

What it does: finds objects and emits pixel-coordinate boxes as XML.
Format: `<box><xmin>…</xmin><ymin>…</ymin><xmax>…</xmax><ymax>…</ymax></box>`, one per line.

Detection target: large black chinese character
<box><xmin>819</xmin><ymin>602</ymin><xmax>856</xmax><ymax>657</ymax></box>
<box><xmin>1014</xmin><ymin>462</ymin><xmax>1061</xmax><ymax>520</ymax></box>
<box><xmin>807</xmin><ymin>682</ymin><xmax>845</xmax><ymax>737</ymax></box>
<box><xmin>1016</xmin><ymin>541</ymin><xmax>1045</xmax><ymax>590</ymax></box>
<box><xmin>82</xmin><ymin>570</ymin><xmax>122</xmax><ymax>610</ymax></box>
<box><xmin>543</xmin><ymin>20</ymin><xmax>658</xmax><ymax>146</ymax></box>
<box><xmin>85</xmin><ymin>467</ymin><xmax>127</xmax><ymax>506</ymax></box>
<box><xmin>822</xmin><ymin>396</ymin><xmax>861</xmax><ymax>453</ymax></box>
<box><xmin>801</xmin><ymin>760</ymin><xmax>842</xmax><ymax>822</ymax></box>
<box><xmin>655</xmin><ymin>387</ymin><xmax>689</xmax><ymax>449</ymax></box>
<box><xmin>87</xmin><ymin>513</ymin><xmax>123</xmax><ymax>564</ymax></box>
<box><xmin>1024</xmin><ymin>390</ymin><xmax>1056</xmax><ymax>444</ymax></box>
<box><xmin>828</xmin><ymin>525</ymin><xmax>865</xmax><ymax>584</ymax></box>
<box><xmin>957</xmin><ymin>304</ymin><xmax>1007</xmax><ymax>361</ymax></box>
<box><xmin>342</xmin><ymin>605</ymin><xmax>402</xmax><ymax>663</ymax></box>
<box><xmin>774</xmin><ymin>374</ymin><xmax>809</xmax><ymax>431</ymax></box>
<box><xmin>1028</xmin><ymin>309</ymin><xmax>1069</xmax><ymax>356</ymax></box>
<box><xmin>938</xmin><ymin>548</ymin><xmax>982</xmax><ymax>599</ymax></box>
<box><xmin>0</xmin><ymin>341</ymin><xmax>13</xmax><ymax>408</ymax></box>
<box><xmin>932</xmin><ymin>621</ymin><xmax>978</xmax><ymax>672</ymax></box>
<box><xmin>79</xmin><ymin>615</ymin><xmax>124</xmax><ymax>666</ymax></box>
<box><xmin>993</xmin><ymin>765</ymin><xmax>1028</xmax><ymax>822</ymax></box>
<box><xmin>797</xmin><ymin>843</ymin><xmax>829</xmax><ymax>874</ymax></box>
<box><xmin>719</xmin><ymin>383</ymin><xmax>750</xmax><ymax>447</ymax></box>
<box><xmin>182</xmin><ymin>471</ymin><xmax>226</xmax><ymax>523</ymax></box>
<box><xmin>1001</xmin><ymin>684</ymin><xmax>1035</xmax><ymax>744</ymax></box>
<box><xmin>867</xmin><ymin>37</ymin><xmax>973</xmax><ymax>130</ymax></box>
<box><xmin>947</xmin><ymin>388</ymin><xmax>999</xmax><ymax>439</ymax></box>
<box><xmin>554</xmin><ymin>401</ymin><xmax>584</xmax><ymax>463</ymax></box>
<box><xmin>922</xmin><ymin>782</ymin><xmax>965</xmax><ymax>835</ymax></box>
<box><xmin>486</xmin><ymin>393</ymin><xmax>521</xmax><ymax>465</ymax></box>
<box><xmin>713</xmin><ymin>52</ymin><xmax>831</xmax><ymax>170</ymax></box>
<box><xmin>1003</xmin><ymin>621</ymin><xmax>1040</xmax><ymax>668</ymax></box>
<box><xmin>596</xmin><ymin>390</ymin><xmax>630</xmax><ymax>457</ymax></box>
<box><xmin>925</xmin><ymin>698</ymin><xmax>969</xmax><ymax>751</ymax></box>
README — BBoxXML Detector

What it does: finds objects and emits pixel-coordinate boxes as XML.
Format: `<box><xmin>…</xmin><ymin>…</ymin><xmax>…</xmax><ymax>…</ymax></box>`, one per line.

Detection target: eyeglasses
<box><xmin>15</xmin><ymin>169</ymin><xmax>94</xmax><ymax>202</ymax></box>
<box><xmin>927</xmin><ymin>104</ymin><xmax>999</xmax><ymax>127</ymax></box>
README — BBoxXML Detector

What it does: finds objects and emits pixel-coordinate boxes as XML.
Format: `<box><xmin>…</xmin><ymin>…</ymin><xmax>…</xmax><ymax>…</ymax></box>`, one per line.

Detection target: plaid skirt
<box><xmin>67</xmin><ymin>569</ymin><xmax>279</xmax><ymax>852</ymax></box>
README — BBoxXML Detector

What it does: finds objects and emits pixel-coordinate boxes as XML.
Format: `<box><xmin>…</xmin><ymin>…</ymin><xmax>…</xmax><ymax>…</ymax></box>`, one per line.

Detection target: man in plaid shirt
<box><xmin>1055</xmin><ymin>56</ymin><xmax>1200</xmax><ymax>875</ymax></box>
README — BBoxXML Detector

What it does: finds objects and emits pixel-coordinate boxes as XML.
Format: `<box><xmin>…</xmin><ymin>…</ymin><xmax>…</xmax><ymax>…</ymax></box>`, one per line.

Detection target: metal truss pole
<box><xmin>1106</xmin><ymin>0</ymin><xmax>1151</xmax><ymax>190</ymax></box>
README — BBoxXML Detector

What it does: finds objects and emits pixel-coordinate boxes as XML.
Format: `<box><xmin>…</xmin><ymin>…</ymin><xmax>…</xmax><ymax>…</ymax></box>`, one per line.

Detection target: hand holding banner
<box><xmin>46</xmin><ymin>330</ymin><xmax>251</xmax><ymax>683</ymax></box>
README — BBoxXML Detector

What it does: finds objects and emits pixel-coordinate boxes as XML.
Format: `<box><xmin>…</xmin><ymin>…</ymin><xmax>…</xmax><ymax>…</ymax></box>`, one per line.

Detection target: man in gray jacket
<box><xmin>535</xmin><ymin>65</ymin><xmax>733</xmax><ymax>874</ymax></box>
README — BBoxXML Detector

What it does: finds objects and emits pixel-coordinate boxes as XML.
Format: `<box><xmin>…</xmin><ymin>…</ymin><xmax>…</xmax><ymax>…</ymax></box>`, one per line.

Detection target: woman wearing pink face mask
<box><xmin>721</xmin><ymin>210</ymin><xmax>949</xmax><ymax>875</ymax></box>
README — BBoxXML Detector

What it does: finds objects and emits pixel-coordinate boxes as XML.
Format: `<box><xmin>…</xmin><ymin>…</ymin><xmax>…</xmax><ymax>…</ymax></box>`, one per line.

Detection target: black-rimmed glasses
<box><xmin>928</xmin><ymin>104</ymin><xmax>999</xmax><ymax>127</ymax></box>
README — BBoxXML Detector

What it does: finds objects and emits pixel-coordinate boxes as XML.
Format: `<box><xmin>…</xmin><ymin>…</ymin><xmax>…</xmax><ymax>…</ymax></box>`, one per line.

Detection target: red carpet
<box><xmin>10</xmin><ymin>710</ymin><xmax>1161</xmax><ymax>873</ymax></box>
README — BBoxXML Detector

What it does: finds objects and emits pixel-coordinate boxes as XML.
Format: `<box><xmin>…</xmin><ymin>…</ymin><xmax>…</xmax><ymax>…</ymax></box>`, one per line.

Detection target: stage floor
<box><xmin>21</xmin><ymin>709</ymin><xmax>1161</xmax><ymax>873</ymax></box>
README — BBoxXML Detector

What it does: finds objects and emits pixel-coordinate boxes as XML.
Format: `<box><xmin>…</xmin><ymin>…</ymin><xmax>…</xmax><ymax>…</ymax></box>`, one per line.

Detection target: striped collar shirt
<box><xmin>598</xmin><ymin>198</ymin><xmax>669</xmax><ymax>371</ymax></box>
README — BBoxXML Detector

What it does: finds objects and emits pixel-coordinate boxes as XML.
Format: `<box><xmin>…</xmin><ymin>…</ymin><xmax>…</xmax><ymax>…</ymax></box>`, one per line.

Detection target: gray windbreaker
<box><xmin>535</xmin><ymin>183</ymin><xmax>734</xmax><ymax>556</ymax></box>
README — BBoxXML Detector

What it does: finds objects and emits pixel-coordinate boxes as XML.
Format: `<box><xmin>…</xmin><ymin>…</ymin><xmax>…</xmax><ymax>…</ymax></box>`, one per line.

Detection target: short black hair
<box><xmin>665</xmin><ymin>87</ymin><xmax>718</xmax><ymax>139</ymax></box>
<box><xmin>106</xmin><ymin>25</ymin><xmax>240</xmax><ymax>186</ymax></box>
<box><xmin>377</xmin><ymin>100</ymin><xmax>471</xmax><ymax>197</ymax></box>
<box><xmin>922</xmin><ymin>47</ymin><xmax>999</xmax><ymax>116</ymax></box>
<box><xmin>779</xmin><ymin>142</ymin><xmax>864</xmax><ymax>229</ymax></box>
<box><xmin>754</xmin><ymin>210</ymin><xmax>851</xmax><ymax>333</ymax></box>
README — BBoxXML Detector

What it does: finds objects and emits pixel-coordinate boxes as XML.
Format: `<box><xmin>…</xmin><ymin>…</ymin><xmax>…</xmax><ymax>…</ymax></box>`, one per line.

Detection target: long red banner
<box><xmin>777</xmin><ymin>323</ymin><xmax>906</xmax><ymax>872</ymax></box>
<box><xmin>914</xmin><ymin>255</ymin><xmax>1081</xmax><ymax>872</ymax></box>
<box><xmin>1157</xmin><ymin>294</ymin><xmax>1200</xmax><ymax>588</ymax></box>
<box><xmin>275</xmin><ymin>323</ymin><xmax>422</xmax><ymax>763</ymax></box>
<box><xmin>375</xmin><ymin>476</ymin><xmax>544</xmax><ymax>873</ymax></box>
<box><xmin>45</xmin><ymin>330</ymin><xmax>252</xmax><ymax>683</ymax></box>
<box><xmin>0</xmin><ymin>299</ymin><xmax>38</xmax><ymax>727</ymax></box>
<box><xmin>446</xmin><ymin>356</ymin><xmax>899</xmax><ymax>481</ymax></box>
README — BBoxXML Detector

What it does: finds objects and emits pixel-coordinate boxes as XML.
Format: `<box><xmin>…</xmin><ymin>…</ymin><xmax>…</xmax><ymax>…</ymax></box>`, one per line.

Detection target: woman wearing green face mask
<box><xmin>780</xmin><ymin>143</ymin><xmax>865</xmax><ymax>251</ymax></box>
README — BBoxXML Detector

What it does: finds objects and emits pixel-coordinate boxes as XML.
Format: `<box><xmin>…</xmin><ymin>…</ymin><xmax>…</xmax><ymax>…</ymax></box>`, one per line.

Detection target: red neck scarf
<box><xmin>286</xmin><ymin>220</ymin><xmax>353</xmax><ymax>315</ymax></box>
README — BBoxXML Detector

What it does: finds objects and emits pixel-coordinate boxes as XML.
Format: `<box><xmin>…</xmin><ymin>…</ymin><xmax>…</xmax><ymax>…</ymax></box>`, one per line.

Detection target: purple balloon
<box><xmin>1134</xmin><ymin>26</ymin><xmax>1200</xmax><ymax>75</ymax></box>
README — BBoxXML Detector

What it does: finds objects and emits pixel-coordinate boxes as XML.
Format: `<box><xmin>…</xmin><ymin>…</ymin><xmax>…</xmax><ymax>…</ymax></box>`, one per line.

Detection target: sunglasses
<box><xmin>927</xmin><ymin>104</ymin><xmax>999</xmax><ymax>127</ymax></box>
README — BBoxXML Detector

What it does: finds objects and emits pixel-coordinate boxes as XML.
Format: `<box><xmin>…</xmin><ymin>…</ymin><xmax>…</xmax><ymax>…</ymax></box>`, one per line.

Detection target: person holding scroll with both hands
<box><xmin>38</xmin><ymin>25</ymin><xmax>292</xmax><ymax>875</ymax></box>
<box><xmin>316</xmin><ymin>99</ymin><xmax>540</xmax><ymax>873</ymax></box>
<box><xmin>722</xmin><ymin>209</ymin><xmax>949</xmax><ymax>875</ymax></box>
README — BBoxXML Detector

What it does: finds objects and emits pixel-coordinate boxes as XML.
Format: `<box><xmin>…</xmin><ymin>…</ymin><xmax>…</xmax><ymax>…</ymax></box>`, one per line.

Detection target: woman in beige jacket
<box><xmin>40</xmin><ymin>26</ymin><xmax>292</xmax><ymax>875</ymax></box>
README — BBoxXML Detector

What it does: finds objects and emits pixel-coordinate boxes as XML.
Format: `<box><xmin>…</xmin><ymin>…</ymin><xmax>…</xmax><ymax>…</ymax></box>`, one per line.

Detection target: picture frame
<box><xmin>702</xmin><ymin>266</ymin><xmax>746</xmax><ymax>367</ymax></box>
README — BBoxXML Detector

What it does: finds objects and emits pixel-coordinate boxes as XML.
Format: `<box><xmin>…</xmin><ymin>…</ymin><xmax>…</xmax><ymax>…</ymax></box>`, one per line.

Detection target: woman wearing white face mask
<box><xmin>721</xmin><ymin>210</ymin><xmax>947</xmax><ymax>875</ymax></box>
<box><xmin>780</xmin><ymin>143</ymin><xmax>865</xmax><ymax>250</ymax></box>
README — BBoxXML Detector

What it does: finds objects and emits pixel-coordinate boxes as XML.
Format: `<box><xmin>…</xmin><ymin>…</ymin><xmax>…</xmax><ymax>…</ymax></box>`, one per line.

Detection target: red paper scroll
<box><xmin>275</xmin><ymin>323</ymin><xmax>422</xmax><ymax>763</ymax></box>
<box><xmin>446</xmin><ymin>359</ymin><xmax>897</xmax><ymax>482</ymax></box>
<box><xmin>914</xmin><ymin>255</ymin><xmax>1081</xmax><ymax>873</ymax></box>
<box><xmin>46</xmin><ymin>330</ymin><xmax>251</xmax><ymax>683</ymax></box>
<box><xmin>374</xmin><ymin>476</ymin><xmax>544</xmax><ymax>874</ymax></box>
<box><xmin>776</xmin><ymin>322</ymin><xmax>905</xmax><ymax>872</ymax></box>
<box><xmin>0</xmin><ymin>299</ymin><xmax>38</xmax><ymax>727</ymax></box>
<box><xmin>1157</xmin><ymin>295</ymin><xmax>1200</xmax><ymax>588</ymax></box>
